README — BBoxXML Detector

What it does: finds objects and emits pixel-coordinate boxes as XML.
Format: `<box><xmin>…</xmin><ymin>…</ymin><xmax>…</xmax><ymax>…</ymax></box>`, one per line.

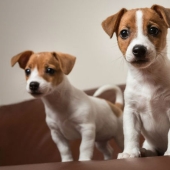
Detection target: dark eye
<box><xmin>25</xmin><ymin>69</ymin><xmax>31</xmax><ymax>76</ymax></box>
<box><xmin>148</xmin><ymin>26</ymin><xmax>159</xmax><ymax>36</ymax></box>
<box><xmin>46</xmin><ymin>68</ymin><xmax>55</xmax><ymax>75</ymax></box>
<box><xmin>120</xmin><ymin>29</ymin><xmax>129</xmax><ymax>39</ymax></box>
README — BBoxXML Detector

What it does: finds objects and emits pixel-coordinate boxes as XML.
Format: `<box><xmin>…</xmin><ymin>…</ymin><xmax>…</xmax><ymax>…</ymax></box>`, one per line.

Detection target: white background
<box><xmin>0</xmin><ymin>0</ymin><xmax>170</xmax><ymax>105</ymax></box>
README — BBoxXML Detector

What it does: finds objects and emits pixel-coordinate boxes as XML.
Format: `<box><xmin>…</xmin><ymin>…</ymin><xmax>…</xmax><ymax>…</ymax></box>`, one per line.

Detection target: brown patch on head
<box><xmin>102</xmin><ymin>5</ymin><xmax>170</xmax><ymax>56</ymax></box>
<box><xmin>25</xmin><ymin>52</ymin><xmax>63</xmax><ymax>86</ymax></box>
<box><xmin>148</xmin><ymin>6</ymin><xmax>169</xmax><ymax>54</ymax></box>
<box><xmin>141</xmin><ymin>8</ymin><xmax>167</xmax><ymax>54</ymax></box>
<box><xmin>117</xmin><ymin>9</ymin><xmax>137</xmax><ymax>55</ymax></box>
<box><xmin>106</xmin><ymin>100</ymin><xmax>123</xmax><ymax>117</ymax></box>
<box><xmin>12</xmin><ymin>51</ymin><xmax>76</xmax><ymax>87</ymax></box>
<box><xmin>117</xmin><ymin>8</ymin><xmax>168</xmax><ymax>56</ymax></box>
<box><xmin>25</xmin><ymin>52</ymin><xmax>76</xmax><ymax>86</ymax></box>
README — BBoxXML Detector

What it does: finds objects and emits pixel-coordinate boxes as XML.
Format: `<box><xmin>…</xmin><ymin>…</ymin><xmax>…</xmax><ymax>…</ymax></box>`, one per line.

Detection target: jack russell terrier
<box><xmin>11</xmin><ymin>51</ymin><xmax>124</xmax><ymax>161</ymax></box>
<box><xmin>102</xmin><ymin>4</ymin><xmax>170</xmax><ymax>158</ymax></box>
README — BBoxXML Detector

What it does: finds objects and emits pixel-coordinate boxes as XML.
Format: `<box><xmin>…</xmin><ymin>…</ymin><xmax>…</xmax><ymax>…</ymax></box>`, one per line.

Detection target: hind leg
<box><xmin>114</xmin><ymin>134</ymin><xmax>124</xmax><ymax>150</ymax></box>
<box><xmin>95</xmin><ymin>141</ymin><xmax>113</xmax><ymax>160</ymax></box>
<box><xmin>141</xmin><ymin>140</ymin><xmax>158</xmax><ymax>157</ymax></box>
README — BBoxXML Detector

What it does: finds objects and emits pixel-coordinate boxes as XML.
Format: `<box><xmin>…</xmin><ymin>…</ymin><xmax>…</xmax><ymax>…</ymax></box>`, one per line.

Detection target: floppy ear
<box><xmin>102</xmin><ymin>8</ymin><xmax>127</xmax><ymax>38</ymax></box>
<box><xmin>11</xmin><ymin>50</ymin><xmax>34</xmax><ymax>69</ymax></box>
<box><xmin>151</xmin><ymin>4</ymin><xmax>170</xmax><ymax>28</ymax></box>
<box><xmin>52</xmin><ymin>52</ymin><xmax>76</xmax><ymax>75</ymax></box>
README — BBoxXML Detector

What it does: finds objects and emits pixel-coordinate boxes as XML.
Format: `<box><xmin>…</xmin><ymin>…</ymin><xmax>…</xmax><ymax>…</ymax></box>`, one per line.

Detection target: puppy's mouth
<box><xmin>29</xmin><ymin>91</ymin><xmax>43</xmax><ymax>97</ymax></box>
<box><xmin>29</xmin><ymin>89</ymin><xmax>53</xmax><ymax>97</ymax></box>
<box><xmin>132</xmin><ymin>58</ymin><xmax>149</xmax><ymax>64</ymax></box>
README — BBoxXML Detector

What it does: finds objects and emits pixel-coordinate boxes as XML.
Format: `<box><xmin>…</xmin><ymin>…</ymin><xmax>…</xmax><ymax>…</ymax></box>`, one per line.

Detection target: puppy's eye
<box><xmin>46</xmin><ymin>68</ymin><xmax>55</xmax><ymax>75</ymax></box>
<box><xmin>148</xmin><ymin>26</ymin><xmax>159</xmax><ymax>36</ymax></box>
<box><xmin>120</xmin><ymin>29</ymin><xmax>129</xmax><ymax>39</ymax></box>
<box><xmin>25</xmin><ymin>69</ymin><xmax>31</xmax><ymax>76</ymax></box>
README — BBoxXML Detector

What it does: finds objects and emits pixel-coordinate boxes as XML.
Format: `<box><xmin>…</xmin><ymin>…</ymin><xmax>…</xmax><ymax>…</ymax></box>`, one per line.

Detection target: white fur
<box><xmin>118</xmin><ymin>10</ymin><xmax>170</xmax><ymax>159</ymax></box>
<box><xmin>125</xmin><ymin>10</ymin><xmax>156</xmax><ymax>68</ymax></box>
<box><xmin>27</xmin><ymin>73</ymin><xmax>123</xmax><ymax>162</ymax></box>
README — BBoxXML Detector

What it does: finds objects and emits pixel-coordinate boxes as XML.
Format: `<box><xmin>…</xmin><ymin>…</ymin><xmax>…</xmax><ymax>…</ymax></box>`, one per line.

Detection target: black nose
<box><xmin>132</xmin><ymin>45</ymin><xmax>147</xmax><ymax>59</ymax></box>
<box><xmin>29</xmin><ymin>82</ymin><xmax>39</xmax><ymax>92</ymax></box>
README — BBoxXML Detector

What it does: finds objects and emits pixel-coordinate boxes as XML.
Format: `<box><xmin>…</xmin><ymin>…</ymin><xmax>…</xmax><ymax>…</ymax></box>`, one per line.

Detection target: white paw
<box><xmin>62</xmin><ymin>158</ymin><xmax>73</xmax><ymax>162</ymax></box>
<box><xmin>79</xmin><ymin>158</ymin><xmax>91</xmax><ymax>161</ymax></box>
<box><xmin>164</xmin><ymin>150</ymin><xmax>170</xmax><ymax>156</ymax></box>
<box><xmin>118</xmin><ymin>151</ymin><xmax>141</xmax><ymax>159</ymax></box>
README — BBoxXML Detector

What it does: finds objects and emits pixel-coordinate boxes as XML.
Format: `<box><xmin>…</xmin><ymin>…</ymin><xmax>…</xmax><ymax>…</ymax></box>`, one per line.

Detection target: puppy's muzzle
<box><xmin>132</xmin><ymin>45</ymin><xmax>147</xmax><ymax>61</ymax></box>
<box><xmin>29</xmin><ymin>81</ymin><xmax>40</xmax><ymax>93</ymax></box>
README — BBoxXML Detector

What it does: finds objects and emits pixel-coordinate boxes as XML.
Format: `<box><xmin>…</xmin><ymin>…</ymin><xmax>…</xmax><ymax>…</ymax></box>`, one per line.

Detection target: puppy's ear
<box><xmin>52</xmin><ymin>52</ymin><xmax>76</xmax><ymax>75</ymax></box>
<box><xmin>102</xmin><ymin>8</ymin><xmax>127</xmax><ymax>38</ymax></box>
<box><xmin>11</xmin><ymin>50</ymin><xmax>33</xmax><ymax>69</ymax></box>
<box><xmin>151</xmin><ymin>5</ymin><xmax>170</xmax><ymax>28</ymax></box>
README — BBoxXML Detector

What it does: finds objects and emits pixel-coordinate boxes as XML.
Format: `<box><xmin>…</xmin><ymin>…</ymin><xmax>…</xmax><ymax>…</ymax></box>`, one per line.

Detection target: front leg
<box><xmin>118</xmin><ymin>106</ymin><xmax>141</xmax><ymax>159</ymax></box>
<box><xmin>164</xmin><ymin>110</ymin><xmax>170</xmax><ymax>156</ymax></box>
<box><xmin>79</xmin><ymin>124</ymin><xmax>96</xmax><ymax>161</ymax></box>
<box><xmin>50</xmin><ymin>129</ymin><xmax>73</xmax><ymax>162</ymax></box>
<box><xmin>164</xmin><ymin>129</ymin><xmax>170</xmax><ymax>156</ymax></box>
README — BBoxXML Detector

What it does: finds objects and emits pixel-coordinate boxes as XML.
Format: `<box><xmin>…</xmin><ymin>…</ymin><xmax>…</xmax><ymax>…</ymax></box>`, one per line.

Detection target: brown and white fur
<box><xmin>11</xmin><ymin>51</ymin><xmax>124</xmax><ymax>162</ymax></box>
<box><xmin>102</xmin><ymin>4</ymin><xmax>170</xmax><ymax>158</ymax></box>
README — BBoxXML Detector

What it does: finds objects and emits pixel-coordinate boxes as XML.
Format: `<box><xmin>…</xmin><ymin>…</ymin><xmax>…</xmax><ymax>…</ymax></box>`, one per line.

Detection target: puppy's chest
<box><xmin>126</xmin><ymin>85</ymin><xmax>170</xmax><ymax>116</ymax></box>
<box><xmin>45</xmin><ymin>110</ymin><xmax>81</xmax><ymax>140</ymax></box>
<box><xmin>126</xmin><ymin>84</ymin><xmax>170</xmax><ymax>143</ymax></box>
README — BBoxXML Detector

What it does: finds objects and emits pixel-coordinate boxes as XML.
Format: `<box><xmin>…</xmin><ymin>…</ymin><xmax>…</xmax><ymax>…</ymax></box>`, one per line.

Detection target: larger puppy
<box><xmin>11</xmin><ymin>51</ymin><xmax>124</xmax><ymax>161</ymax></box>
<box><xmin>102</xmin><ymin>4</ymin><xmax>170</xmax><ymax>158</ymax></box>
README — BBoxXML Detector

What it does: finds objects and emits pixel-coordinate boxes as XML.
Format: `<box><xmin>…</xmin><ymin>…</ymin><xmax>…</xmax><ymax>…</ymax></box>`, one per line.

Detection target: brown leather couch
<box><xmin>0</xmin><ymin>85</ymin><xmax>170</xmax><ymax>169</ymax></box>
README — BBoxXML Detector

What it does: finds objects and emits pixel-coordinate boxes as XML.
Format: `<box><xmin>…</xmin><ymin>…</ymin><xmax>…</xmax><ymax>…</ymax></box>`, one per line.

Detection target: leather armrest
<box><xmin>0</xmin><ymin>156</ymin><xmax>170</xmax><ymax>170</ymax></box>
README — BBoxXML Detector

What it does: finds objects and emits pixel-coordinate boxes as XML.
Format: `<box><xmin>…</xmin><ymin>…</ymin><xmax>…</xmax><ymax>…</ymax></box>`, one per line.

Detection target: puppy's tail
<box><xmin>93</xmin><ymin>84</ymin><xmax>124</xmax><ymax>111</ymax></box>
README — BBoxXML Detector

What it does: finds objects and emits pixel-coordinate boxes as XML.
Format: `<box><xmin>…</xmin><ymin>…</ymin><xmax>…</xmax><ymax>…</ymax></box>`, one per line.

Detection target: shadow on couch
<box><xmin>0</xmin><ymin>86</ymin><xmax>125</xmax><ymax>166</ymax></box>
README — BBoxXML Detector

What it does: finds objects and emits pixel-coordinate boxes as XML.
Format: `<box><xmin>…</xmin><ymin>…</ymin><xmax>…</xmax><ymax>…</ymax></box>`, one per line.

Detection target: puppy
<box><xmin>11</xmin><ymin>51</ymin><xmax>124</xmax><ymax>162</ymax></box>
<box><xmin>102</xmin><ymin>4</ymin><xmax>170</xmax><ymax>158</ymax></box>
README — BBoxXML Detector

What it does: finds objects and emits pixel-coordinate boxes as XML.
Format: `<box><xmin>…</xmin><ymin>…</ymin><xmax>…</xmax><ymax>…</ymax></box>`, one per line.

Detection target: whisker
<box><xmin>112</xmin><ymin>55</ymin><xmax>124</xmax><ymax>61</ymax></box>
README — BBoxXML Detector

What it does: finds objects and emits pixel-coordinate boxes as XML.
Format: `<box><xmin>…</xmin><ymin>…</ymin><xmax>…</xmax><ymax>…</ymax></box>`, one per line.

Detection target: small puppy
<box><xmin>102</xmin><ymin>4</ymin><xmax>170</xmax><ymax>158</ymax></box>
<box><xmin>11</xmin><ymin>51</ymin><xmax>124</xmax><ymax>162</ymax></box>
